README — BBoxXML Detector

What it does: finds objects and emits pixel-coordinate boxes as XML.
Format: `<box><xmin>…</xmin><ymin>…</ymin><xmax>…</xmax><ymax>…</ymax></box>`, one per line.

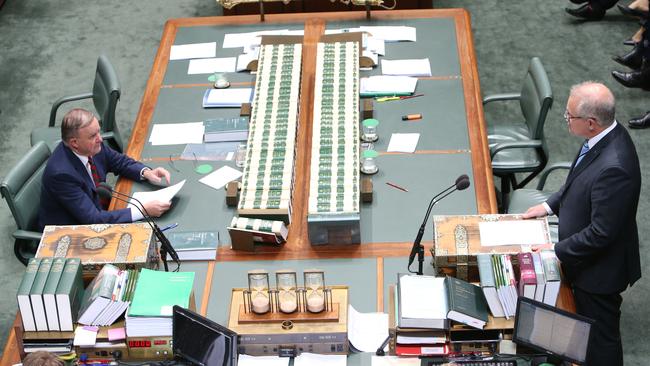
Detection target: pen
<box><xmin>386</xmin><ymin>182</ymin><xmax>409</xmax><ymax>192</ymax></box>
<box><xmin>376</xmin><ymin>96</ymin><xmax>401</xmax><ymax>102</ymax></box>
<box><xmin>160</xmin><ymin>223</ymin><xmax>178</xmax><ymax>232</ymax></box>
<box><xmin>400</xmin><ymin>93</ymin><xmax>424</xmax><ymax>100</ymax></box>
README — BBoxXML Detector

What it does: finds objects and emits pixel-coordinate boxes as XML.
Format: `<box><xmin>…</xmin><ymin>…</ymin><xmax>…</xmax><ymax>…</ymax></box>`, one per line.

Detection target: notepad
<box><xmin>381</xmin><ymin>59</ymin><xmax>432</xmax><ymax>77</ymax></box>
<box><xmin>187</xmin><ymin>57</ymin><xmax>237</xmax><ymax>74</ymax></box>
<box><xmin>169</xmin><ymin>42</ymin><xmax>216</xmax><ymax>60</ymax></box>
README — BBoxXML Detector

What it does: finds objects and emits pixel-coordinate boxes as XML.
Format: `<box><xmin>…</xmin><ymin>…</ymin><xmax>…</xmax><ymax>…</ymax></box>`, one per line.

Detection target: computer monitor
<box><xmin>513</xmin><ymin>296</ymin><xmax>594</xmax><ymax>365</ymax></box>
<box><xmin>172</xmin><ymin>305</ymin><xmax>238</xmax><ymax>366</ymax></box>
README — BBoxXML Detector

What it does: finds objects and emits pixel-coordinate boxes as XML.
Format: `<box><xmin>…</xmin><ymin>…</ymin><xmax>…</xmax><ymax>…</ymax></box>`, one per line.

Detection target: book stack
<box><xmin>78</xmin><ymin>264</ymin><xmax>137</xmax><ymax>326</ymax></box>
<box><xmin>477</xmin><ymin>252</ymin><xmax>563</xmax><ymax>319</ymax></box>
<box><xmin>126</xmin><ymin>269</ymin><xmax>195</xmax><ymax>337</ymax></box>
<box><xmin>17</xmin><ymin>257</ymin><xmax>84</xmax><ymax>332</ymax></box>
<box><xmin>237</xmin><ymin>41</ymin><xmax>303</xmax><ymax>224</ymax></box>
<box><xmin>227</xmin><ymin>216</ymin><xmax>288</xmax><ymax>244</ymax></box>
<box><xmin>307</xmin><ymin>41</ymin><xmax>361</xmax><ymax>245</ymax></box>
<box><xmin>165</xmin><ymin>231</ymin><xmax>219</xmax><ymax>261</ymax></box>
<box><xmin>203</xmin><ymin>116</ymin><xmax>249</xmax><ymax>143</ymax></box>
<box><xmin>390</xmin><ymin>274</ymin><xmax>489</xmax><ymax>356</ymax></box>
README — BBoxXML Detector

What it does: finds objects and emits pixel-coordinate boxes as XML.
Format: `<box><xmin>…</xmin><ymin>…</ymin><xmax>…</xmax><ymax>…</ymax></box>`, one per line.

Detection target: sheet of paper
<box><xmin>187</xmin><ymin>57</ymin><xmax>237</xmax><ymax>74</ymax></box>
<box><xmin>347</xmin><ymin>304</ymin><xmax>389</xmax><ymax>353</ymax></box>
<box><xmin>238</xmin><ymin>355</ymin><xmax>289</xmax><ymax>366</ymax></box>
<box><xmin>222</xmin><ymin>29</ymin><xmax>290</xmax><ymax>48</ymax></box>
<box><xmin>204</xmin><ymin>88</ymin><xmax>253</xmax><ymax>107</ymax></box>
<box><xmin>237</xmin><ymin>53</ymin><xmax>258</xmax><ymax>72</ymax></box>
<box><xmin>366</xmin><ymin>36</ymin><xmax>385</xmax><ymax>55</ymax></box>
<box><xmin>149</xmin><ymin>122</ymin><xmax>204</xmax><ymax>145</ymax></box>
<box><xmin>381</xmin><ymin>59</ymin><xmax>431</xmax><ymax>77</ymax></box>
<box><xmin>387</xmin><ymin>133</ymin><xmax>420</xmax><ymax>153</ymax></box>
<box><xmin>399</xmin><ymin>275</ymin><xmax>448</xmax><ymax>320</ymax></box>
<box><xmin>360</xmin><ymin>76</ymin><xmax>417</xmax><ymax>94</ymax></box>
<box><xmin>359</xmin><ymin>26</ymin><xmax>417</xmax><ymax>42</ymax></box>
<box><xmin>73</xmin><ymin>325</ymin><xmax>98</xmax><ymax>347</ymax></box>
<box><xmin>294</xmin><ymin>353</ymin><xmax>347</xmax><ymax>366</ymax></box>
<box><xmin>169</xmin><ymin>42</ymin><xmax>216</xmax><ymax>60</ymax></box>
<box><xmin>107</xmin><ymin>327</ymin><xmax>126</xmax><ymax>341</ymax></box>
<box><xmin>199</xmin><ymin>166</ymin><xmax>243</xmax><ymax>190</ymax></box>
<box><xmin>129</xmin><ymin>180</ymin><xmax>186</xmax><ymax>210</ymax></box>
<box><xmin>371</xmin><ymin>356</ymin><xmax>420</xmax><ymax>366</ymax></box>
<box><xmin>479</xmin><ymin>220</ymin><xmax>549</xmax><ymax>246</ymax></box>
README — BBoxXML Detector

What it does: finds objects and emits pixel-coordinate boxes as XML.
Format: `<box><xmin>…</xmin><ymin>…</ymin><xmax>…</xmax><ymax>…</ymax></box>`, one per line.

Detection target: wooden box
<box><xmin>36</xmin><ymin>223</ymin><xmax>158</xmax><ymax>274</ymax></box>
<box><xmin>431</xmin><ymin>214</ymin><xmax>552</xmax><ymax>281</ymax></box>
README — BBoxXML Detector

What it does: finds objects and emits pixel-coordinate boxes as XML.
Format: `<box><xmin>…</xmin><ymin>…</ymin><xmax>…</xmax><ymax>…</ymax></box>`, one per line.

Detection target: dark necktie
<box><xmin>88</xmin><ymin>156</ymin><xmax>110</xmax><ymax>209</ymax></box>
<box><xmin>574</xmin><ymin>140</ymin><xmax>590</xmax><ymax>167</ymax></box>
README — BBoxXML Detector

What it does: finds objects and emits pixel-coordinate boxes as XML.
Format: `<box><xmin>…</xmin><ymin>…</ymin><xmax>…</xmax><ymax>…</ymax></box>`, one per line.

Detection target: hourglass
<box><xmin>275</xmin><ymin>270</ymin><xmax>298</xmax><ymax>314</ymax></box>
<box><xmin>247</xmin><ymin>270</ymin><xmax>270</xmax><ymax>314</ymax></box>
<box><xmin>303</xmin><ymin>270</ymin><xmax>326</xmax><ymax>313</ymax></box>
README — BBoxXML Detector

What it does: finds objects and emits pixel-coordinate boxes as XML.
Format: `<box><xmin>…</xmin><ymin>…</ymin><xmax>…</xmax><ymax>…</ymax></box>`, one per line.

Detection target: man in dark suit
<box><xmin>523</xmin><ymin>82</ymin><xmax>641</xmax><ymax>366</ymax></box>
<box><xmin>39</xmin><ymin>108</ymin><xmax>171</xmax><ymax>229</ymax></box>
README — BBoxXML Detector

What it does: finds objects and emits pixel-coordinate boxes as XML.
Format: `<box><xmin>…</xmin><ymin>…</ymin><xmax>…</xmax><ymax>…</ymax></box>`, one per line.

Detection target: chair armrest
<box><xmin>482</xmin><ymin>92</ymin><xmax>521</xmax><ymax>105</ymax></box>
<box><xmin>13</xmin><ymin>229</ymin><xmax>42</xmax><ymax>241</ymax></box>
<box><xmin>536</xmin><ymin>161</ymin><xmax>572</xmax><ymax>190</ymax></box>
<box><xmin>48</xmin><ymin>92</ymin><xmax>94</xmax><ymax>127</ymax></box>
<box><xmin>490</xmin><ymin>140</ymin><xmax>543</xmax><ymax>159</ymax></box>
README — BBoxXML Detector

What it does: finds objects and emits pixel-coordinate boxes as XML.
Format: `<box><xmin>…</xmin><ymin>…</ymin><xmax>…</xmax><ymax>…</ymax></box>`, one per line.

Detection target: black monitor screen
<box><xmin>513</xmin><ymin>297</ymin><xmax>593</xmax><ymax>365</ymax></box>
<box><xmin>172</xmin><ymin>306</ymin><xmax>238</xmax><ymax>366</ymax></box>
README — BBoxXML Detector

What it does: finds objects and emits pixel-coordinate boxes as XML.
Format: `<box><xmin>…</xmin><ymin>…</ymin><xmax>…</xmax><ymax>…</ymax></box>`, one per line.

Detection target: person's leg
<box><xmin>572</xmin><ymin>287</ymin><xmax>623</xmax><ymax>366</ymax></box>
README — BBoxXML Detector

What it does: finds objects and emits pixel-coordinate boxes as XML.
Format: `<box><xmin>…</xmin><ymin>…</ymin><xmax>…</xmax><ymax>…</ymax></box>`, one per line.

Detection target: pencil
<box><xmin>386</xmin><ymin>182</ymin><xmax>409</xmax><ymax>192</ymax></box>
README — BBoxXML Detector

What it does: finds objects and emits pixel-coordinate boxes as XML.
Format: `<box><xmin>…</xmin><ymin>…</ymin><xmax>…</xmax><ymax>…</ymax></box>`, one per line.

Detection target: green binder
<box><xmin>128</xmin><ymin>269</ymin><xmax>195</xmax><ymax>317</ymax></box>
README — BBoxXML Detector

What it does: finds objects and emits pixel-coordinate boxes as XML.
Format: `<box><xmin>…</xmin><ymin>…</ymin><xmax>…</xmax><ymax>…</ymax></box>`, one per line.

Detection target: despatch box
<box><xmin>431</xmin><ymin>214</ymin><xmax>552</xmax><ymax>281</ymax></box>
<box><xmin>36</xmin><ymin>223</ymin><xmax>158</xmax><ymax>274</ymax></box>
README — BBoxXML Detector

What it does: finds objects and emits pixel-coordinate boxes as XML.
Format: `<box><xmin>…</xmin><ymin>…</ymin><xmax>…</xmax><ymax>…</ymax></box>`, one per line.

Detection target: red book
<box><xmin>395</xmin><ymin>343</ymin><xmax>448</xmax><ymax>356</ymax></box>
<box><xmin>517</xmin><ymin>252</ymin><xmax>537</xmax><ymax>299</ymax></box>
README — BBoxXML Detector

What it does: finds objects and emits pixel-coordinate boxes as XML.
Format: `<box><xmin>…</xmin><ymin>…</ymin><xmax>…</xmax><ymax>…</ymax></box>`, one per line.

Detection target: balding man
<box><xmin>39</xmin><ymin>108</ymin><xmax>171</xmax><ymax>229</ymax></box>
<box><xmin>524</xmin><ymin>82</ymin><xmax>641</xmax><ymax>366</ymax></box>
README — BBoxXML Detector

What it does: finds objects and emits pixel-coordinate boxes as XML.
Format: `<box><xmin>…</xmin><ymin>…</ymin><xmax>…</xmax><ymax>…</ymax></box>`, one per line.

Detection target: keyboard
<box><xmin>425</xmin><ymin>360</ymin><xmax>517</xmax><ymax>366</ymax></box>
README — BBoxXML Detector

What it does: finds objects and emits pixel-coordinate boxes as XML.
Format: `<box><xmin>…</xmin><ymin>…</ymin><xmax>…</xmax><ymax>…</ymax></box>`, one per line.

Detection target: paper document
<box><xmin>381</xmin><ymin>59</ymin><xmax>432</xmax><ymax>77</ymax></box>
<box><xmin>73</xmin><ymin>325</ymin><xmax>98</xmax><ymax>347</ymax></box>
<box><xmin>479</xmin><ymin>220</ymin><xmax>549</xmax><ymax>246</ymax></box>
<box><xmin>359</xmin><ymin>26</ymin><xmax>417</xmax><ymax>42</ymax></box>
<box><xmin>237</xmin><ymin>52</ymin><xmax>258</xmax><ymax>72</ymax></box>
<box><xmin>187</xmin><ymin>57</ymin><xmax>237</xmax><ymax>74</ymax></box>
<box><xmin>347</xmin><ymin>304</ymin><xmax>389</xmax><ymax>353</ymax></box>
<box><xmin>222</xmin><ymin>29</ymin><xmax>290</xmax><ymax>48</ymax></box>
<box><xmin>199</xmin><ymin>166</ymin><xmax>243</xmax><ymax>190</ymax></box>
<box><xmin>371</xmin><ymin>356</ymin><xmax>420</xmax><ymax>366</ymax></box>
<box><xmin>399</xmin><ymin>275</ymin><xmax>448</xmax><ymax>320</ymax></box>
<box><xmin>360</xmin><ymin>76</ymin><xmax>417</xmax><ymax>95</ymax></box>
<box><xmin>238</xmin><ymin>354</ymin><xmax>289</xmax><ymax>366</ymax></box>
<box><xmin>294</xmin><ymin>353</ymin><xmax>347</xmax><ymax>366</ymax></box>
<box><xmin>129</xmin><ymin>180</ymin><xmax>186</xmax><ymax>210</ymax></box>
<box><xmin>387</xmin><ymin>133</ymin><xmax>420</xmax><ymax>153</ymax></box>
<box><xmin>366</xmin><ymin>36</ymin><xmax>386</xmax><ymax>55</ymax></box>
<box><xmin>203</xmin><ymin>88</ymin><xmax>253</xmax><ymax>108</ymax></box>
<box><xmin>149</xmin><ymin>122</ymin><xmax>204</xmax><ymax>146</ymax></box>
<box><xmin>169</xmin><ymin>42</ymin><xmax>216</xmax><ymax>60</ymax></box>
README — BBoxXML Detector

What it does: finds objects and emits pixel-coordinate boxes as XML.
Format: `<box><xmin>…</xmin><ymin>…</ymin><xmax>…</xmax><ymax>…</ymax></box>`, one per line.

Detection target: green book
<box><xmin>16</xmin><ymin>258</ymin><xmax>42</xmax><ymax>332</ymax></box>
<box><xmin>477</xmin><ymin>254</ymin><xmax>504</xmax><ymax>318</ymax></box>
<box><xmin>55</xmin><ymin>258</ymin><xmax>84</xmax><ymax>331</ymax></box>
<box><xmin>43</xmin><ymin>257</ymin><xmax>66</xmax><ymax>331</ymax></box>
<box><xmin>128</xmin><ymin>269</ymin><xmax>194</xmax><ymax>317</ymax></box>
<box><xmin>203</xmin><ymin>117</ymin><xmax>249</xmax><ymax>142</ymax></box>
<box><xmin>445</xmin><ymin>276</ymin><xmax>489</xmax><ymax>329</ymax></box>
<box><xmin>78</xmin><ymin>264</ymin><xmax>119</xmax><ymax>325</ymax></box>
<box><xmin>30</xmin><ymin>257</ymin><xmax>53</xmax><ymax>331</ymax></box>
<box><xmin>166</xmin><ymin>231</ymin><xmax>219</xmax><ymax>261</ymax></box>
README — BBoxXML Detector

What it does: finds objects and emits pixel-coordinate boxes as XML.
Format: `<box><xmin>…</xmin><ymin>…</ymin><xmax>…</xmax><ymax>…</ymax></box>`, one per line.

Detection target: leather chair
<box><xmin>30</xmin><ymin>55</ymin><xmax>124</xmax><ymax>153</ymax></box>
<box><xmin>506</xmin><ymin>162</ymin><xmax>572</xmax><ymax>243</ymax></box>
<box><xmin>484</xmin><ymin>57</ymin><xmax>553</xmax><ymax>208</ymax></box>
<box><xmin>1</xmin><ymin>142</ymin><xmax>50</xmax><ymax>265</ymax></box>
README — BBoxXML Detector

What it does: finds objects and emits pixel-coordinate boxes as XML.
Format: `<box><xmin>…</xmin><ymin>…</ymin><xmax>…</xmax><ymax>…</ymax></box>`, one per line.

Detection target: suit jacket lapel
<box><xmin>62</xmin><ymin>144</ymin><xmax>96</xmax><ymax>192</ymax></box>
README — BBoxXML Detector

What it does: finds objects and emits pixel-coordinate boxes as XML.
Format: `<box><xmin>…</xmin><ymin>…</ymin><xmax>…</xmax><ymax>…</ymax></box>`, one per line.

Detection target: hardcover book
<box><xmin>55</xmin><ymin>258</ymin><xmax>84</xmax><ymax>331</ymax></box>
<box><xmin>43</xmin><ymin>257</ymin><xmax>66</xmax><ymax>331</ymax></box>
<box><xmin>476</xmin><ymin>254</ymin><xmax>504</xmax><ymax>318</ymax></box>
<box><xmin>531</xmin><ymin>252</ymin><xmax>546</xmax><ymax>302</ymax></box>
<box><xmin>540</xmin><ymin>250</ymin><xmax>562</xmax><ymax>306</ymax></box>
<box><xmin>30</xmin><ymin>258</ymin><xmax>53</xmax><ymax>331</ymax></box>
<box><xmin>16</xmin><ymin>258</ymin><xmax>42</xmax><ymax>332</ymax></box>
<box><xmin>517</xmin><ymin>252</ymin><xmax>537</xmax><ymax>299</ymax></box>
<box><xmin>397</xmin><ymin>274</ymin><xmax>449</xmax><ymax>330</ymax></box>
<box><xmin>445</xmin><ymin>276</ymin><xmax>489</xmax><ymax>329</ymax></box>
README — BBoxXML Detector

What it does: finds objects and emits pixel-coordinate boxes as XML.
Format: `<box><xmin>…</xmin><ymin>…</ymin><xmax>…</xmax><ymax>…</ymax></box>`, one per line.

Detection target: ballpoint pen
<box><xmin>160</xmin><ymin>222</ymin><xmax>179</xmax><ymax>232</ymax></box>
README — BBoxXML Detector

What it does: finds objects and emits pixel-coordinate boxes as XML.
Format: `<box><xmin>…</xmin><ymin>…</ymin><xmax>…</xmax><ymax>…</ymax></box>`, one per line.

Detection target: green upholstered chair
<box><xmin>30</xmin><ymin>55</ymin><xmax>124</xmax><ymax>153</ymax></box>
<box><xmin>506</xmin><ymin>162</ymin><xmax>571</xmax><ymax>243</ymax></box>
<box><xmin>484</xmin><ymin>57</ymin><xmax>553</xmax><ymax>206</ymax></box>
<box><xmin>0</xmin><ymin>141</ymin><xmax>50</xmax><ymax>265</ymax></box>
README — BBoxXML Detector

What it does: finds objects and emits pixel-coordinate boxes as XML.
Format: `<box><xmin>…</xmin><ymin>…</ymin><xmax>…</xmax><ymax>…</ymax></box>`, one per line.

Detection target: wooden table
<box><xmin>1</xmin><ymin>10</ymin><xmax>574</xmax><ymax>365</ymax></box>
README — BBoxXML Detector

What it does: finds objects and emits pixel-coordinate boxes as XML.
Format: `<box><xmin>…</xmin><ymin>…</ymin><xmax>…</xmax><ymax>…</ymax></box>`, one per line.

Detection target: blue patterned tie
<box><xmin>575</xmin><ymin>140</ymin><xmax>590</xmax><ymax>167</ymax></box>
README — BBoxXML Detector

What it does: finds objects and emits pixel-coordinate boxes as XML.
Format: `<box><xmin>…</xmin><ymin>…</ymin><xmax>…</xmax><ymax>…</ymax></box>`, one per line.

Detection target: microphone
<box><xmin>408</xmin><ymin>174</ymin><xmax>471</xmax><ymax>275</ymax></box>
<box><xmin>97</xmin><ymin>184</ymin><xmax>180</xmax><ymax>270</ymax></box>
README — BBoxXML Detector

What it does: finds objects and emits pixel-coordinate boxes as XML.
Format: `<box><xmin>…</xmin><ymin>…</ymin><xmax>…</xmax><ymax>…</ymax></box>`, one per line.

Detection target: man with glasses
<box><xmin>39</xmin><ymin>108</ymin><xmax>172</xmax><ymax>229</ymax></box>
<box><xmin>523</xmin><ymin>82</ymin><xmax>641</xmax><ymax>366</ymax></box>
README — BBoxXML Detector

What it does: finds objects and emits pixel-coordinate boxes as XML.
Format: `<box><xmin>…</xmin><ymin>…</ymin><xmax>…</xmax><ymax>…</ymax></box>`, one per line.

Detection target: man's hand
<box><xmin>521</xmin><ymin>204</ymin><xmax>549</xmax><ymax>219</ymax></box>
<box><xmin>143</xmin><ymin>200</ymin><xmax>171</xmax><ymax>217</ymax></box>
<box><xmin>143</xmin><ymin>167</ymin><xmax>171</xmax><ymax>185</ymax></box>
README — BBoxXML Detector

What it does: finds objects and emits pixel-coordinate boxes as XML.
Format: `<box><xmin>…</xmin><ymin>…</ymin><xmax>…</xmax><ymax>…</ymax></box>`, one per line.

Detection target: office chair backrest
<box><xmin>519</xmin><ymin>57</ymin><xmax>553</xmax><ymax>140</ymax></box>
<box><xmin>0</xmin><ymin>142</ymin><xmax>50</xmax><ymax>232</ymax></box>
<box><xmin>93</xmin><ymin>55</ymin><xmax>121</xmax><ymax>134</ymax></box>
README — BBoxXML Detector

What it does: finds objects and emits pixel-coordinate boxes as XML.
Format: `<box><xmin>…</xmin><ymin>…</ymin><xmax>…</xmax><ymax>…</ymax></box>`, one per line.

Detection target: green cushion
<box><xmin>488</xmin><ymin>125</ymin><xmax>544</xmax><ymax>172</ymax></box>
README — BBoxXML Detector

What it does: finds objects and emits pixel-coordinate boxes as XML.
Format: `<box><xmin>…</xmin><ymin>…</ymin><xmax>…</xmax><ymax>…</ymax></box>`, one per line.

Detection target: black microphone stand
<box><xmin>99</xmin><ymin>186</ymin><xmax>179</xmax><ymax>272</ymax></box>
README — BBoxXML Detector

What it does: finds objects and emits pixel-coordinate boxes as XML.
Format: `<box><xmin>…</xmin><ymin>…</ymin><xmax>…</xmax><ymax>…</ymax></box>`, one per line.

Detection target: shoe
<box><xmin>613</xmin><ymin>43</ymin><xmax>643</xmax><ymax>70</ymax></box>
<box><xmin>628</xmin><ymin>111</ymin><xmax>650</xmax><ymax>128</ymax></box>
<box><xmin>617</xmin><ymin>4</ymin><xmax>649</xmax><ymax>18</ymax></box>
<box><xmin>623</xmin><ymin>38</ymin><xmax>638</xmax><ymax>46</ymax></box>
<box><xmin>612</xmin><ymin>70</ymin><xmax>650</xmax><ymax>90</ymax></box>
<box><xmin>566</xmin><ymin>4</ymin><xmax>606</xmax><ymax>20</ymax></box>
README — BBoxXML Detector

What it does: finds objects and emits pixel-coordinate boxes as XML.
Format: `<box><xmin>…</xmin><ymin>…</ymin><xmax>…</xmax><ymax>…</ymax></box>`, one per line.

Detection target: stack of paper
<box><xmin>169</xmin><ymin>42</ymin><xmax>216</xmax><ymax>60</ymax></box>
<box><xmin>128</xmin><ymin>180</ymin><xmax>186</xmax><ymax>211</ymax></box>
<box><xmin>202</xmin><ymin>88</ymin><xmax>253</xmax><ymax>108</ymax></box>
<box><xmin>187</xmin><ymin>57</ymin><xmax>236</xmax><ymax>74</ymax></box>
<box><xmin>381</xmin><ymin>59</ymin><xmax>432</xmax><ymax>77</ymax></box>
<box><xmin>149</xmin><ymin>123</ymin><xmax>204</xmax><ymax>146</ymax></box>
<box><xmin>360</xmin><ymin>76</ymin><xmax>417</xmax><ymax>96</ymax></box>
